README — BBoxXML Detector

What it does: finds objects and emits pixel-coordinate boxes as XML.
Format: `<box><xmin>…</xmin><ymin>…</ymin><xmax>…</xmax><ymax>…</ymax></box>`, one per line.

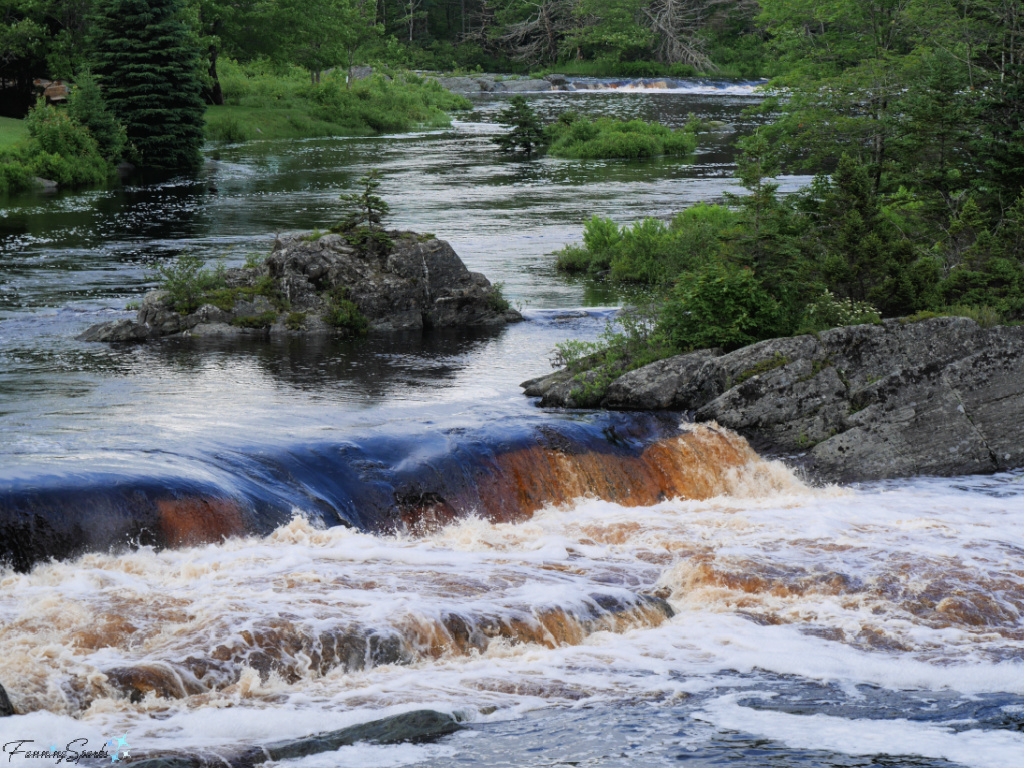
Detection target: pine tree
<box><xmin>89</xmin><ymin>0</ymin><xmax>206</xmax><ymax>170</ymax></box>
<box><xmin>337</xmin><ymin>169</ymin><xmax>390</xmax><ymax>233</ymax></box>
<box><xmin>494</xmin><ymin>96</ymin><xmax>545</xmax><ymax>157</ymax></box>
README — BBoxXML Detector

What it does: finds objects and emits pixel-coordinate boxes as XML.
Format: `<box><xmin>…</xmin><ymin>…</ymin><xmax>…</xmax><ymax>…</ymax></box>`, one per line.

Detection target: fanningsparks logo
<box><xmin>2</xmin><ymin>735</ymin><xmax>131</xmax><ymax>764</ymax></box>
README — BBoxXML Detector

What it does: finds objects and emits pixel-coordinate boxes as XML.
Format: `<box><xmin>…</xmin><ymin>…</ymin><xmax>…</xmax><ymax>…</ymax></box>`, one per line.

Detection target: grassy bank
<box><xmin>205</xmin><ymin>61</ymin><xmax>472</xmax><ymax>143</ymax></box>
<box><xmin>0</xmin><ymin>118</ymin><xmax>28</xmax><ymax>149</ymax></box>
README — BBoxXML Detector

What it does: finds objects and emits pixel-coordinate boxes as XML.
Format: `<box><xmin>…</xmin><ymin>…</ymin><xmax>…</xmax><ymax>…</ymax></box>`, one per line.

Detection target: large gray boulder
<box><xmin>78</xmin><ymin>232</ymin><xmax>522</xmax><ymax>343</ymax></box>
<box><xmin>522</xmin><ymin>318</ymin><xmax>1024</xmax><ymax>482</ymax></box>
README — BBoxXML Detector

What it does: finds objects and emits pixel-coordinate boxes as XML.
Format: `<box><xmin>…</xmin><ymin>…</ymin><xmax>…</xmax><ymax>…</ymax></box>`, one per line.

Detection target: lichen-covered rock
<box><xmin>77</xmin><ymin>232</ymin><xmax>522</xmax><ymax>344</ymax></box>
<box><xmin>522</xmin><ymin>317</ymin><xmax>1024</xmax><ymax>482</ymax></box>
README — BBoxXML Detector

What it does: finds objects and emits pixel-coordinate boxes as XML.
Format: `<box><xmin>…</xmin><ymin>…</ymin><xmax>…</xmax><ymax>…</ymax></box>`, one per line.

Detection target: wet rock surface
<box><xmin>78</xmin><ymin>232</ymin><xmax>522</xmax><ymax>344</ymax></box>
<box><xmin>523</xmin><ymin>318</ymin><xmax>1024</xmax><ymax>482</ymax></box>
<box><xmin>0</xmin><ymin>682</ymin><xmax>14</xmax><ymax>716</ymax></box>
<box><xmin>128</xmin><ymin>710</ymin><xmax>463</xmax><ymax>768</ymax></box>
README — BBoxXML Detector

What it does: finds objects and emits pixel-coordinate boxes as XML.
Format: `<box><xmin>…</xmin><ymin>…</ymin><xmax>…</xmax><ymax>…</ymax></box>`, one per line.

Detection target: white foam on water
<box><xmin>698</xmin><ymin>693</ymin><xmax>1024</xmax><ymax>768</ymax></box>
<box><xmin>1</xmin><ymin>459</ymin><xmax>1022</xmax><ymax>762</ymax></box>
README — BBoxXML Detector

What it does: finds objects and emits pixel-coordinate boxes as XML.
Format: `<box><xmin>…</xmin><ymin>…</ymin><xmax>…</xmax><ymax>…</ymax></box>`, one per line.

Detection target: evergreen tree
<box><xmin>89</xmin><ymin>0</ymin><xmax>206</xmax><ymax>170</ymax></box>
<box><xmin>494</xmin><ymin>96</ymin><xmax>545</xmax><ymax>157</ymax></box>
<box><xmin>337</xmin><ymin>169</ymin><xmax>390</xmax><ymax>233</ymax></box>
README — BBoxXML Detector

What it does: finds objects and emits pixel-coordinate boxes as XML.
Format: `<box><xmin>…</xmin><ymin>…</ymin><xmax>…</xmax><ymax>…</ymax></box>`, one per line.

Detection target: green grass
<box><xmin>0</xmin><ymin>118</ymin><xmax>28</xmax><ymax>149</ymax></box>
<box><xmin>205</xmin><ymin>60</ymin><xmax>472</xmax><ymax>143</ymax></box>
<box><xmin>204</xmin><ymin>105</ymin><xmax>358</xmax><ymax>142</ymax></box>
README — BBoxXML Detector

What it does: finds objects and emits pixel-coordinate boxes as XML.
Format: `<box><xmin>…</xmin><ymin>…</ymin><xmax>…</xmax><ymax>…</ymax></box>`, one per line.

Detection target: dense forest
<box><xmin>1</xmin><ymin>0</ymin><xmax>763</xmax><ymax>113</ymax></box>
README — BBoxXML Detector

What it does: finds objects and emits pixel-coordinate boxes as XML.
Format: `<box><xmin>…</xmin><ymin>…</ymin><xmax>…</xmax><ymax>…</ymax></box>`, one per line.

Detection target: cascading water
<box><xmin>2</xmin><ymin>86</ymin><xmax>1023</xmax><ymax>768</ymax></box>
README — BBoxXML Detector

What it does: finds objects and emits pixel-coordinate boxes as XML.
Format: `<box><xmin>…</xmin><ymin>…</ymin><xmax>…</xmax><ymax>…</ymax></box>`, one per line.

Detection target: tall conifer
<box><xmin>89</xmin><ymin>0</ymin><xmax>206</xmax><ymax>170</ymax></box>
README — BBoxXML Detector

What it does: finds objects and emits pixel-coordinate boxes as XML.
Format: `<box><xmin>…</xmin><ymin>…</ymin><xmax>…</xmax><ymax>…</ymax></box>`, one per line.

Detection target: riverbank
<box><xmin>204</xmin><ymin>64</ymin><xmax>472</xmax><ymax>143</ymax></box>
<box><xmin>523</xmin><ymin>316</ymin><xmax>1024</xmax><ymax>483</ymax></box>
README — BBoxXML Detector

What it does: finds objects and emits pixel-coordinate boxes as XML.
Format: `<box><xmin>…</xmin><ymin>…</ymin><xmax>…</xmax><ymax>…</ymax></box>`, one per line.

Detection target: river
<box><xmin>1</xmin><ymin>81</ymin><xmax>1023</xmax><ymax>768</ymax></box>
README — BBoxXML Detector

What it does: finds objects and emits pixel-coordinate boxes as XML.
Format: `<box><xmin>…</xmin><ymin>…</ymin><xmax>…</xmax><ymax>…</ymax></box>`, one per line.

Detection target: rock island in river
<box><xmin>78</xmin><ymin>231</ymin><xmax>523</xmax><ymax>343</ymax></box>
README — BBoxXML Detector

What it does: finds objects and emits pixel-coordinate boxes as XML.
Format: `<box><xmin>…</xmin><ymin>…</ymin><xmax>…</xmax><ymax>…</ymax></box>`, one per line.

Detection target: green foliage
<box><xmin>902</xmin><ymin>305</ymin><xmax>1006</xmax><ymax>329</ymax></box>
<box><xmin>487</xmin><ymin>281</ymin><xmax>510</xmax><ymax>312</ymax></box>
<box><xmin>555</xmin><ymin>204</ymin><xmax>738</xmax><ymax>283</ymax></box>
<box><xmin>208</xmin><ymin>62</ymin><xmax>470</xmax><ymax>141</ymax></box>
<box><xmin>67</xmin><ymin>72</ymin><xmax>127</xmax><ymax>162</ymax></box>
<box><xmin>493</xmin><ymin>96</ymin><xmax>545</xmax><ymax>157</ymax></box>
<box><xmin>155</xmin><ymin>254</ymin><xmax>228</xmax><ymax>314</ymax></box>
<box><xmin>90</xmin><ymin>0</ymin><xmax>207</xmax><ymax>170</ymax></box>
<box><xmin>661</xmin><ymin>261</ymin><xmax>783</xmax><ymax>352</ymax></box>
<box><xmin>798</xmin><ymin>290</ymin><xmax>882</xmax><ymax>334</ymax></box>
<box><xmin>336</xmin><ymin>169</ymin><xmax>390</xmax><ymax>233</ymax></box>
<box><xmin>552</xmin><ymin>303</ymin><xmax>677</xmax><ymax>405</ymax></box>
<box><xmin>323</xmin><ymin>287</ymin><xmax>369</xmax><ymax>335</ymax></box>
<box><xmin>0</xmin><ymin>99</ymin><xmax>112</xmax><ymax>193</ymax></box>
<box><xmin>285</xmin><ymin>311</ymin><xmax>307</xmax><ymax>330</ymax></box>
<box><xmin>231</xmin><ymin>311</ymin><xmax>278</xmax><ymax>328</ymax></box>
<box><xmin>273</xmin><ymin>0</ymin><xmax>376</xmax><ymax>82</ymax></box>
<box><xmin>205</xmin><ymin>113</ymin><xmax>254</xmax><ymax>143</ymax></box>
<box><xmin>545</xmin><ymin>114</ymin><xmax>697</xmax><ymax>160</ymax></box>
<box><xmin>89</xmin><ymin>0</ymin><xmax>206</xmax><ymax>169</ymax></box>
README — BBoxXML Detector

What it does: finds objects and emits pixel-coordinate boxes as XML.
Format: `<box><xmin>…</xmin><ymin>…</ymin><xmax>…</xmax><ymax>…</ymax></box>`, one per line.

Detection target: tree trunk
<box><xmin>206</xmin><ymin>45</ymin><xmax>224</xmax><ymax>106</ymax></box>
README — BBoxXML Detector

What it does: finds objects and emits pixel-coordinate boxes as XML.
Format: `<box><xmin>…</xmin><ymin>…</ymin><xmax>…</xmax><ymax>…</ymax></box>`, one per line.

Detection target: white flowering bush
<box><xmin>800</xmin><ymin>290</ymin><xmax>881</xmax><ymax>332</ymax></box>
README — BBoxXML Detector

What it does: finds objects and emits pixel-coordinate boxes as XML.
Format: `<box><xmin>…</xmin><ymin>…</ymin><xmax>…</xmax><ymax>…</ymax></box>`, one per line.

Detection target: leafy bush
<box><xmin>67</xmin><ymin>72</ymin><xmax>127</xmax><ymax>161</ymax></box>
<box><xmin>0</xmin><ymin>100</ymin><xmax>113</xmax><ymax>193</ymax></box>
<box><xmin>545</xmin><ymin>115</ymin><xmax>697</xmax><ymax>160</ymax></box>
<box><xmin>155</xmin><ymin>254</ymin><xmax>227</xmax><ymax>314</ymax></box>
<box><xmin>660</xmin><ymin>262</ymin><xmax>783</xmax><ymax>352</ymax></box>
<box><xmin>555</xmin><ymin>204</ymin><xmax>738</xmax><ymax>283</ymax></box>
<box><xmin>798</xmin><ymin>290</ymin><xmax>881</xmax><ymax>333</ymax></box>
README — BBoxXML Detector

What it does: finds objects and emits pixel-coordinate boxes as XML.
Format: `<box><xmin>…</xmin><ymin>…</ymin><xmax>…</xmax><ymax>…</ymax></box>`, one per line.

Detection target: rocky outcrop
<box><xmin>430</xmin><ymin>74</ymin><xmax>558</xmax><ymax>94</ymax></box>
<box><xmin>78</xmin><ymin>232</ymin><xmax>522</xmax><ymax>343</ymax></box>
<box><xmin>522</xmin><ymin>318</ymin><xmax>1024</xmax><ymax>482</ymax></box>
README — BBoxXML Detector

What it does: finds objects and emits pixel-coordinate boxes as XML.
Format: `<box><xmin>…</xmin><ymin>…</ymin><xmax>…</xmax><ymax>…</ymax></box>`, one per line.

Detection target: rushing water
<box><xmin>2</xmin><ymin>82</ymin><xmax>1023</xmax><ymax>767</ymax></box>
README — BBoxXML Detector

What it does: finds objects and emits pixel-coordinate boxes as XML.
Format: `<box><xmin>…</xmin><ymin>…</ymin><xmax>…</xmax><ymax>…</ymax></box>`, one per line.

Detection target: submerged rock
<box><xmin>0</xmin><ymin>682</ymin><xmax>14</xmax><ymax>716</ymax></box>
<box><xmin>128</xmin><ymin>710</ymin><xmax>463</xmax><ymax>768</ymax></box>
<box><xmin>522</xmin><ymin>317</ymin><xmax>1024</xmax><ymax>482</ymax></box>
<box><xmin>77</xmin><ymin>231</ymin><xmax>522</xmax><ymax>343</ymax></box>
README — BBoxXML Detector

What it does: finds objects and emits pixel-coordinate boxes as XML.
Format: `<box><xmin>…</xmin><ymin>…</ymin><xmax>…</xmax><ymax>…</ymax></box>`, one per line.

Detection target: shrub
<box><xmin>545</xmin><ymin>115</ymin><xmax>697</xmax><ymax>160</ymax></box>
<box><xmin>323</xmin><ymin>286</ymin><xmax>369</xmax><ymax>335</ymax></box>
<box><xmin>661</xmin><ymin>262</ymin><xmax>783</xmax><ymax>351</ymax></box>
<box><xmin>798</xmin><ymin>290</ymin><xmax>882</xmax><ymax>333</ymax></box>
<box><xmin>67</xmin><ymin>72</ymin><xmax>127</xmax><ymax>161</ymax></box>
<box><xmin>155</xmin><ymin>254</ymin><xmax>227</xmax><ymax>314</ymax></box>
<box><xmin>554</xmin><ymin>204</ymin><xmax>738</xmax><ymax>283</ymax></box>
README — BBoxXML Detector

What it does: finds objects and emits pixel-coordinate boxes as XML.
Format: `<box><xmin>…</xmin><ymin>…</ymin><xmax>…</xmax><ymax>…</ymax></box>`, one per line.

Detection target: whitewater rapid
<box><xmin>2</xmin><ymin>439</ymin><xmax>1022</xmax><ymax>767</ymax></box>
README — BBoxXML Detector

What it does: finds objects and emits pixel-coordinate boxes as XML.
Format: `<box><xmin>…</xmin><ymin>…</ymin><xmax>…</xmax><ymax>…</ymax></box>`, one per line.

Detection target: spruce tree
<box><xmin>494</xmin><ymin>96</ymin><xmax>545</xmax><ymax>158</ymax></box>
<box><xmin>89</xmin><ymin>0</ymin><xmax>206</xmax><ymax>170</ymax></box>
